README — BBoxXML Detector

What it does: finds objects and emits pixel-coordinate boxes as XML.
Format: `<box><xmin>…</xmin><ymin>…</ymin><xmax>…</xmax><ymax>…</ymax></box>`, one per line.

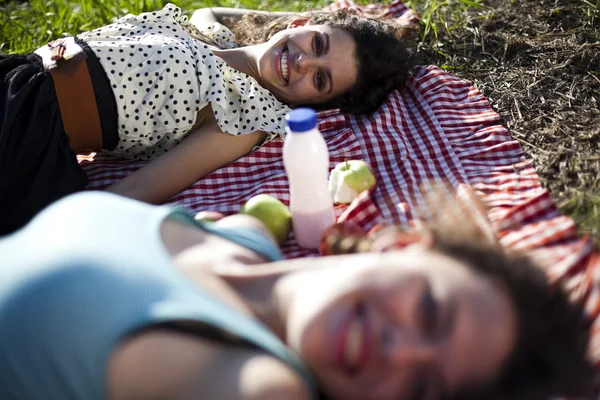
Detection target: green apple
<box><xmin>239</xmin><ymin>194</ymin><xmax>292</xmax><ymax>245</ymax></box>
<box><xmin>328</xmin><ymin>160</ymin><xmax>377</xmax><ymax>204</ymax></box>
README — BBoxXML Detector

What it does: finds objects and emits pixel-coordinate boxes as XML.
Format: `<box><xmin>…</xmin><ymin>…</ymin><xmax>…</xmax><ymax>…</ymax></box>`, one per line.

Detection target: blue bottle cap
<box><xmin>285</xmin><ymin>108</ymin><xmax>317</xmax><ymax>132</ymax></box>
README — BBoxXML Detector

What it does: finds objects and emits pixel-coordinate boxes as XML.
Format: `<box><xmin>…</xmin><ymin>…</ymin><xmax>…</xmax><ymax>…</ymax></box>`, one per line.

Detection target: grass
<box><xmin>408</xmin><ymin>0</ymin><xmax>484</xmax><ymax>43</ymax></box>
<box><xmin>0</xmin><ymin>0</ymin><xmax>332</xmax><ymax>53</ymax></box>
<box><xmin>1</xmin><ymin>0</ymin><xmax>598</xmax><ymax>51</ymax></box>
<box><xmin>1</xmin><ymin>0</ymin><xmax>487</xmax><ymax>53</ymax></box>
<box><xmin>583</xmin><ymin>0</ymin><xmax>600</xmax><ymax>28</ymax></box>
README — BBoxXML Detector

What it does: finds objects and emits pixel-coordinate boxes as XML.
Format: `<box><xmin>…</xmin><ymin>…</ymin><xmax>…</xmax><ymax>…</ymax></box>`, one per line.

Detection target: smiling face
<box><xmin>283</xmin><ymin>248</ymin><xmax>517</xmax><ymax>400</ymax></box>
<box><xmin>253</xmin><ymin>24</ymin><xmax>358</xmax><ymax>106</ymax></box>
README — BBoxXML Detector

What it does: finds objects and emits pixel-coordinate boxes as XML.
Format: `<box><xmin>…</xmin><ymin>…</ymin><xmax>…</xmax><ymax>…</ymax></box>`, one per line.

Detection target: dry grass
<box><xmin>416</xmin><ymin>0</ymin><xmax>600</xmax><ymax>244</ymax></box>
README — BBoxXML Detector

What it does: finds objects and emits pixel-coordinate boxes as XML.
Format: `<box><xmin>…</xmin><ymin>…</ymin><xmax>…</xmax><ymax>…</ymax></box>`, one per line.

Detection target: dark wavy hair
<box><xmin>431</xmin><ymin>233</ymin><xmax>594</xmax><ymax>400</ymax></box>
<box><xmin>225</xmin><ymin>10</ymin><xmax>417</xmax><ymax>115</ymax></box>
<box><xmin>320</xmin><ymin>188</ymin><xmax>595</xmax><ymax>400</ymax></box>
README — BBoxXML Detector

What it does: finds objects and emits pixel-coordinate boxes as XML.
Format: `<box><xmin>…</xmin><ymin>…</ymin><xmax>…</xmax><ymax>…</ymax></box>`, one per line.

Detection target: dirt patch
<box><xmin>417</xmin><ymin>0</ymin><xmax>600</xmax><ymax>243</ymax></box>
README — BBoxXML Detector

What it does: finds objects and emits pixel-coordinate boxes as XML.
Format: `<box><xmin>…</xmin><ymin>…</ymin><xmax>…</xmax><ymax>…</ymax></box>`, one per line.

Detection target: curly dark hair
<box><xmin>321</xmin><ymin>191</ymin><xmax>595</xmax><ymax>400</ymax></box>
<box><xmin>430</xmin><ymin>231</ymin><xmax>594</xmax><ymax>400</ymax></box>
<box><xmin>224</xmin><ymin>11</ymin><xmax>417</xmax><ymax>115</ymax></box>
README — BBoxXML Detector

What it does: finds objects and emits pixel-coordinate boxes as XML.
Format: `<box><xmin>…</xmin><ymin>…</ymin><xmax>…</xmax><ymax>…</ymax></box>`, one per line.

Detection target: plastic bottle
<box><xmin>283</xmin><ymin>108</ymin><xmax>336</xmax><ymax>249</ymax></box>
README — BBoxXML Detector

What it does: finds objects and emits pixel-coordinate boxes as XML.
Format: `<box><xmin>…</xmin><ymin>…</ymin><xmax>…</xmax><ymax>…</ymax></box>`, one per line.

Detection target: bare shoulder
<box><xmin>107</xmin><ymin>328</ymin><xmax>312</xmax><ymax>400</ymax></box>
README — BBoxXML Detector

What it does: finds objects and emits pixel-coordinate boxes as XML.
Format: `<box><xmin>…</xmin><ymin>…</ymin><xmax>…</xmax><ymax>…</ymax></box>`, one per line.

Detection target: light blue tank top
<box><xmin>0</xmin><ymin>192</ymin><xmax>316</xmax><ymax>400</ymax></box>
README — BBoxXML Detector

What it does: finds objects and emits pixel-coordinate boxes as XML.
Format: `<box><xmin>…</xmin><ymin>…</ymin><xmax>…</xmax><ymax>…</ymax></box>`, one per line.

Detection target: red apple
<box><xmin>319</xmin><ymin>222</ymin><xmax>369</xmax><ymax>256</ymax></box>
<box><xmin>367</xmin><ymin>222</ymin><xmax>391</xmax><ymax>238</ymax></box>
<box><xmin>367</xmin><ymin>224</ymin><xmax>427</xmax><ymax>253</ymax></box>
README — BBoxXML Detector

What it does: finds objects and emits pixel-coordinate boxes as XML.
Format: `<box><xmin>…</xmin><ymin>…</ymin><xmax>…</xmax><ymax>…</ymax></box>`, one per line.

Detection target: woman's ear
<box><xmin>287</xmin><ymin>16</ymin><xmax>310</xmax><ymax>29</ymax></box>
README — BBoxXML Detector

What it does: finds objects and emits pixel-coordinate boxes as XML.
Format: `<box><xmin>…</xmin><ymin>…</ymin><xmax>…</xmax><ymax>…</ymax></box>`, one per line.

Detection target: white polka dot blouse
<box><xmin>78</xmin><ymin>3</ymin><xmax>291</xmax><ymax>160</ymax></box>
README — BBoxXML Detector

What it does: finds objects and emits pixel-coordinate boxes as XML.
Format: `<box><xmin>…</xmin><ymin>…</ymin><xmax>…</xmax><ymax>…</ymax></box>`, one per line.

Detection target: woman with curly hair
<box><xmin>0</xmin><ymin>190</ymin><xmax>593</xmax><ymax>400</ymax></box>
<box><xmin>0</xmin><ymin>4</ymin><xmax>415</xmax><ymax>235</ymax></box>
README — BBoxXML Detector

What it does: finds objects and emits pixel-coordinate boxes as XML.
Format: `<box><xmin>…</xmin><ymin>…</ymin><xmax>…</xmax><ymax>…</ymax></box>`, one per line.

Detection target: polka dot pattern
<box><xmin>78</xmin><ymin>3</ymin><xmax>290</xmax><ymax>161</ymax></box>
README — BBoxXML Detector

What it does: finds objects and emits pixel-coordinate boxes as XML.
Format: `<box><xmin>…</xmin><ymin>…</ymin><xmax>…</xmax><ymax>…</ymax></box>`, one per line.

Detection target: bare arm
<box><xmin>107</xmin><ymin>107</ymin><xmax>266</xmax><ymax>204</ymax></box>
<box><xmin>190</xmin><ymin>7</ymin><xmax>297</xmax><ymax>28</ymax></box>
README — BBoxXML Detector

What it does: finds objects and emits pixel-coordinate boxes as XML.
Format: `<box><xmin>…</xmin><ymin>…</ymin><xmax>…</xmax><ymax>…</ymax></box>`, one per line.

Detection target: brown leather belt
<box><xmin>35</xmin><ymin>38</ymin><xmax>103</xmax><ymax>152</ymax></box>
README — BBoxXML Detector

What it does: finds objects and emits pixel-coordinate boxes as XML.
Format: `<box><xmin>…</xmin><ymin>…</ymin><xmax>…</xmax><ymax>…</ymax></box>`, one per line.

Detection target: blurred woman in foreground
<box><xmin>0</xmin><ymin>190</ymin><xmax>592</xmax><ymax>400</ymax></box>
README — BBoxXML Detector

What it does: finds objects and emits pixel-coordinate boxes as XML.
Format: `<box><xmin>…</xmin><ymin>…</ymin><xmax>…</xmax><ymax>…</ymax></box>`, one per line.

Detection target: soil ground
<box><xmin>417</xmin><ymin>0</ymin><xmax>600</xmax><ymax>243</ymax></box>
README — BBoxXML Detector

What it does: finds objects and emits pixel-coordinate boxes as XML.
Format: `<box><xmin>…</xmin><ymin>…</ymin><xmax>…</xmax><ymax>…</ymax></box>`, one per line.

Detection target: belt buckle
<box><xmin>41</xmin><ymin>38</ymin><xmax>87</xmax><ymax>75</ymax></box>
<box><xmin>48</xmin><ymin>39</ymin><xmax>68</xmax><ymax>61</ymax></box>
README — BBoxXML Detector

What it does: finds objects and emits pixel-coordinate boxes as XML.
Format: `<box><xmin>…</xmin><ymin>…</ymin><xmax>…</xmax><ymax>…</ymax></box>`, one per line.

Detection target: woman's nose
<box><xmin>295</xmin><ymin>52</ymin><xmax>320</xmax><ymax>74</ymax></box>
<box><xmin>385</xmin><ymin>330</ymin><xmax>437</xmax><ymax>367</ymax></box>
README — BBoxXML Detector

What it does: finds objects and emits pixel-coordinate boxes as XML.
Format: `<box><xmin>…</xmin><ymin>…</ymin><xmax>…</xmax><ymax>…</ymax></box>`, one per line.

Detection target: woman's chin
<box><xmin>269</xmin><ymin>89</ymin><xmax>294</xmax><ymax>105</ymax></box>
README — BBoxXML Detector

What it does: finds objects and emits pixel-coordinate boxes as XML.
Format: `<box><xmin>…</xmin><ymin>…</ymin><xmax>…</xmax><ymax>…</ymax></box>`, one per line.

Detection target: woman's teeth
<box><xmin>345</xmin><ymin>318</ymin><xmax>363</xmax><ymax>369</ymax></box>
<box><xmin>280</xmin><ymin>48</ymin><xmax>289</xmax><ymax>82</ymax></box>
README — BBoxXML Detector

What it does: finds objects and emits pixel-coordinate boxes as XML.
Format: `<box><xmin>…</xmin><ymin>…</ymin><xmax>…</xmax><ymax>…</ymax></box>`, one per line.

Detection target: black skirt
<box><xmin>0</xmin><ymin>41</ymin><xmax>118</xmax><ymax>236</ymax></box>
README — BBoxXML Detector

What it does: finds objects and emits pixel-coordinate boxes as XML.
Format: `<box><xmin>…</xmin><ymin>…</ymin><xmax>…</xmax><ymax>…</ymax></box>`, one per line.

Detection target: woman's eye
<box><xmin>313</xmin><ymin>34</ymin><xmax>323</xmax><ymax>55</ymax></box>
<box><xmin>315</xmin><ymin>71</ymin><xmax>325</xmax><ymax>91</ymax></box>
<box><xmin>420</xmin><ymin>285</ymin><xmax>438</xmax><ymax>339</ymax></box>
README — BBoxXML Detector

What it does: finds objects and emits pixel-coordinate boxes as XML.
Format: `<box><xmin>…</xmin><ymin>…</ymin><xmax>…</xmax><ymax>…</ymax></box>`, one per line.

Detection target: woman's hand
<box><xmin>189</xmin><ymin>8</ymin><xmax>219</xmax><ymax>27</ymax></box>
<box><xmin>107</xmin><ymin>106</ymin><xmax>266</xmax><ymax>204</ymax></box>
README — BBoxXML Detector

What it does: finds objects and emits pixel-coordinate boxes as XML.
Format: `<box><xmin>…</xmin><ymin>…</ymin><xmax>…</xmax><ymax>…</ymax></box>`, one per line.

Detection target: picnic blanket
<box><xmin>78</xmin><ymin>0</ymin><xmax>600</xmax><ymax>373</ymax></box>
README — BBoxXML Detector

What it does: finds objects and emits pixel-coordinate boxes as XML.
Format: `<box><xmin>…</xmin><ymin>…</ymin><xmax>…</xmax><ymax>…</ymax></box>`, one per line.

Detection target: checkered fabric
<box><xmin>79</xmin><ymin>0</ymin><xmax>600</xmax><ymax>371</ymax></box>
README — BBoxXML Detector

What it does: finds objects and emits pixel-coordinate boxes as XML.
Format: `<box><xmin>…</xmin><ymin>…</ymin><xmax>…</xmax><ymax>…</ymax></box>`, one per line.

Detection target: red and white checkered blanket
<box><xmin>79</xmin><ymin>0</ymin><xmax>600</xmax><ymax>370</ymax></box>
